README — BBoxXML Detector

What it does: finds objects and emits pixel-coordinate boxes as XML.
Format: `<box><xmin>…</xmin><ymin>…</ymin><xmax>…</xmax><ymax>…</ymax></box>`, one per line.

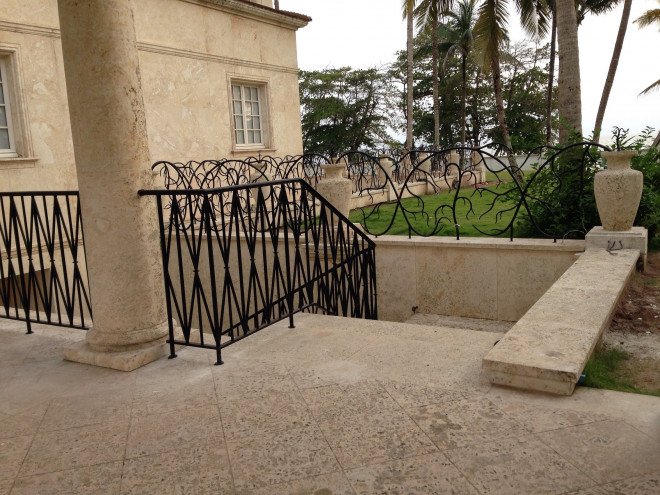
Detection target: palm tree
<box><xmin>440</xmin><ymin>0</ymin><xmax>477</xmax><ymax>146</ymax></box>
<box><xmin>473</xmin><ymin>0</ymin><xmax>517</xmax><ymax>169</ymax></box>
<box><xmin>416</xmin><ymin>0</ymin><xmax>442</xmax><ymax>148</ymax></box>
<box><xmin>555</xmin><ymin>0</ymin><xmax>582</xmax><ymax>142</ymax></box>
<box><xmin>635</xmin><ymin>1</ymin><xmax>660</xmax><ymax>96</ymax></box>
<box><xmin>474</xmin><ymin>0</ymin><xmax>548</xmax><ymax>169</ymax></box>
<box><xmin>403</xmin><ymin>0</ymin><xmax>417</xmax><ymax>149</ymax></box>
<box><xmin>592</xmin><ymin>0</ymin><xmax>632</xmax><ymax>142</ymax></box>
<box><xmin>545</xmin><ymin>0</ymin><xmax>556</xmax><ymax>143</ymax></box>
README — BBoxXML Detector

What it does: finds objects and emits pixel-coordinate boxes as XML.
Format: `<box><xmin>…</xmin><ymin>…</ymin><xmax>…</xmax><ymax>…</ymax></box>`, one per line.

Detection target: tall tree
<box><xmin>545</xmin><ymin>0</ymin><xmax>556</xmax><ymax>143</ymax></box>
<box><xmin>415</xmin><ymin>0</ymin><xmax>443</xmax><ymax>148</ymax></box>
<box><xmin>441</xmin><ymin>0</ymin><xmax>477</xmax><ymax>146</ymax></box>
<box><xmin>473</xmin><ymin>0</ymin><xmax>517</xmax><ymax>170</ymax></box>
<box><xmin>403</xmin><ymin>0</ymin><xmax>417</xmax><ymax>149</ymax></box>
<box><xmin>555</xmin><ymin>0</ymin><xmax>582</xmax><ymax>141</ymax></box>
<box><xmin>592</xmin><ymin>0</ymin><xmax>632</xmax><ymax>142</ymax></box>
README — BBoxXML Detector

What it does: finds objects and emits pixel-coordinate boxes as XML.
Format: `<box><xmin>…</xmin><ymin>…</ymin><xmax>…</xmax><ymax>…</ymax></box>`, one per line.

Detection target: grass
<box><xmin>582</xmin><ymin>345</ymin><xmax>660</xmax><ymax>397</ymax></box>
<box><xmin>349</xmin><ymin>182</ymin><xmax>518</xmax><ymax>237</ymax></box>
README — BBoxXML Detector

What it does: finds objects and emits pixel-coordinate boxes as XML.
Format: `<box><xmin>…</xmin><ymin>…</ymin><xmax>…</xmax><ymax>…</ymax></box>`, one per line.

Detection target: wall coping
<box><xmin>370</xmin><ymin>235</ymin><xmax>586</xmax><ymax>252</ymax></box>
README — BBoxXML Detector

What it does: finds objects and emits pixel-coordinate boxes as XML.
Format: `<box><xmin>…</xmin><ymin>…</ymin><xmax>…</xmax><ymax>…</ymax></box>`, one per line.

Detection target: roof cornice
<box><xmin>183</xmin><ymin>0</ymin><xmax>311</xmax><ymax>29</ymax></box>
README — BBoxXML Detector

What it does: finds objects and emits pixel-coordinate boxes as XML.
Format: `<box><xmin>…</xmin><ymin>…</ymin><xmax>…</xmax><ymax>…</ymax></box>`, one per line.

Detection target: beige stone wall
<box><xmin>374</xmin><ymin>236</ymin><xmax>585</xmax><ymax>322</ymax></box>
<box><xmin>0</xmin><ymin>0</ymin><xmax>305</xmax><ymax>191</ymax></box>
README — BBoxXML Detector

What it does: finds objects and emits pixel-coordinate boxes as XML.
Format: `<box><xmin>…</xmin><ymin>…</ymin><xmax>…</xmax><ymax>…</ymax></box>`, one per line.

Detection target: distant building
<box><xmin>0</xmin><ymin>0</ymin><xmax>310</xmax><ymax>191</ymax></box>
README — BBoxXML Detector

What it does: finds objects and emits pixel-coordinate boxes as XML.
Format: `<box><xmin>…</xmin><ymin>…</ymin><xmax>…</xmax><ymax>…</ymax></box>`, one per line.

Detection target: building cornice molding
<box><xmin>137</xmin><ymin>42</ymin><xmax>299</xmax><ymax>74</ymax></box>
<box><xmin>182</xmin><ymin>0</ymin><xmax>310</xmax><ymax>29</ymax></box>
<box><xmin>0</xmin><ymin>20</ymin><xmax>59</xmax><ymax>39</ymax></box>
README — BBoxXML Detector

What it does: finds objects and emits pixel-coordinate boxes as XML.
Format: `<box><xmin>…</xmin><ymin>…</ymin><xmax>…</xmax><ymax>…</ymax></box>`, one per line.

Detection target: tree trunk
<box><xmin>491</xmin><ymin>52</ymin><xmax>519</xmax><ymax>176</ymax></box>
<box><xmin>432</xmin><ymin>8</ymin><xmax>440</xmax><ymax>149</ymax></box>
<box><xmin>406</xmin><ymin>8</ymin><xmax>414</xmax><ymax>149</ymax></box>
<box><xmin>593</xmin><ymin>0</ymin><xmax>632</xmax><ymax>143</ymax></box>
<box><xmin>472</xmin><ymin>69</ymin><xmax>481</xmax><ymax>146</ymax></box>
<box><xmin>545</xmin><ymin>6</ymin><xmax>557</xmax><ymax>143</ymax></box>
<box><xmin>461</xmin><ymin>53</ymin><xmax>467</xmax><ymax>146</ymax></box>
<box><xmin>556</xmin><ymin>0</ymin><xmax>582</xmax><ymax>142</ymax></box>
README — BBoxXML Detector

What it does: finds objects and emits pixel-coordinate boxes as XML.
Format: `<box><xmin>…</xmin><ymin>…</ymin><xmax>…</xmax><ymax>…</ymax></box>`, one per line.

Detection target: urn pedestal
<box><xmin>594</xmin><ymin>151</ymin><xmax>642</xmax><ymax>231</ymax></box>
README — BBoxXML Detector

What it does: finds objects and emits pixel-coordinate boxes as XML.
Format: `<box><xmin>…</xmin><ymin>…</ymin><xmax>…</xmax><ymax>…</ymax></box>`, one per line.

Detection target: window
<box><xmin>231</xmin><ymin>83</ymin><xmax>265</xmax><ymax>147</ymax></box>
<box><xmin>0</xmin><ymin>57</ymin><xmax>15</xmax><ymax>155</ymax></box>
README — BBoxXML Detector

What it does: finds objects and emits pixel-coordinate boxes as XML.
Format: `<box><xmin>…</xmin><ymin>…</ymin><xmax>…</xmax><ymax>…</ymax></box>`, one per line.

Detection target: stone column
<box><xmin>58</xmin><ymin>0</ymin><xmax>169</xmax><ymax>371</ymax></box>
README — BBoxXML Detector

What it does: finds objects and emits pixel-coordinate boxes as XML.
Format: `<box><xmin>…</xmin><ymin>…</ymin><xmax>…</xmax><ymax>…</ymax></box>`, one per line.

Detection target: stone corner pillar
<box><xmin>58</xmin><ymin>0</ymin><xmax>168</xmax><ymax>371</ymax></box>
<box><xmin>316</xmin><ymin>163</ymin><xmax>352</xmax><ymax>218</ymax></box>
<box><xmin>589</xmin><ymin>150</ymin><xmax>646</xmax><ymax>269</ymax></box>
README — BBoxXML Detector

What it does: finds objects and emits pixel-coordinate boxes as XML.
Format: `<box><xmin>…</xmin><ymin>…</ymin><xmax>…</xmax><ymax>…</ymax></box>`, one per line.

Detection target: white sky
<box><xmin>282</xmin><ymin>0</ymin><xmax>660</xmax><ymax>141</ymax></box>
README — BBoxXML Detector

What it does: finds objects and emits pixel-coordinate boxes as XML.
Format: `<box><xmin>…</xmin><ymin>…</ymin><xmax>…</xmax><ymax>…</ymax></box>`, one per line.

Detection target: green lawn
<box><xmin>582</xmin><ymin>345</ymin><xmax>660</xmax><ymax>397</ymax></box>
<box><xmin>349</xmin><ymin>182</ymin><xmax>519</xmax><ymax>238</ymax></box>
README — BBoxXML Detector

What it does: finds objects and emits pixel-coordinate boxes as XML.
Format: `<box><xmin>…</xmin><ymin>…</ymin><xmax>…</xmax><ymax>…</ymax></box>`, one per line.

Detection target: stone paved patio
<box><xmin>0</xmin><ymin>314</ymin><xmax>658</xmax><ymax>494</ymax></box>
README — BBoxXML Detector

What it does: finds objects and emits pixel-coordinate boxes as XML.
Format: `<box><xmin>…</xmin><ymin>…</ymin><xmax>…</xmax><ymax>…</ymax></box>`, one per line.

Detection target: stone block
<box><xmin>585</xmin><ymin>226</ymin><xmax>648</xmax><ymax>269</ymax></box>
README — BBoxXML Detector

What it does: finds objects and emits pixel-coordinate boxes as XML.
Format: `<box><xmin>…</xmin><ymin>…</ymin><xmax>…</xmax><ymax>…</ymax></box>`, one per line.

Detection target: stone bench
<box><xmin>482</xmin><ymin>248</ymin><xmax>640</xmax><ymax>395</ymax></box>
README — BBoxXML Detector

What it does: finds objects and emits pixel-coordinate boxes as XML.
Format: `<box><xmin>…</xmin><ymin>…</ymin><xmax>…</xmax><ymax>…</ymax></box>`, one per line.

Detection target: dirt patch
<box><xmin>599</xmin><ymin>251</ymin><xmax>660</xmax><ymax>393</ymax></box>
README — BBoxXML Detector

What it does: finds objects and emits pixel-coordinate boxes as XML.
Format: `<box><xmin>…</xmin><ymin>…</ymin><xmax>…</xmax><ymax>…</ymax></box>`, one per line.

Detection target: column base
<box><xmin>64</xmin><ymin>339</ymin><xmax>169</xmax><ymax>372</ymax></box>
<box><xmin>585</xmin><ymin>226</ymin><xmax>648</xmax><ymax>269</ymax></box>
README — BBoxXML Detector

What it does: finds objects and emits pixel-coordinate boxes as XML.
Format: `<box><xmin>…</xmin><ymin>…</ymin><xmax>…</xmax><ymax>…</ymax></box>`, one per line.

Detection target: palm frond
<box><xmin>639</xmin><ymin>77</ymin><xmax>660</xmax><ymax>96</ymax></box>
<box><xmin>473</xmin><ymin>0</ymin><xmax>510</xmax><ymax>72</ymax></box>
<box><xmin>635</xmin><ymin>6</ymin><xmax>660</xmax><ymax>28</ymax></box>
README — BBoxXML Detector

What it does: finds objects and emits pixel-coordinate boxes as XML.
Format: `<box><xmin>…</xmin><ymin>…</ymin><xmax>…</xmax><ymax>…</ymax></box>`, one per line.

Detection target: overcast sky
<box><xmin>282</xmin><ymin>0</ymin><xmax>660</xmax><ymax>142</ymax></box>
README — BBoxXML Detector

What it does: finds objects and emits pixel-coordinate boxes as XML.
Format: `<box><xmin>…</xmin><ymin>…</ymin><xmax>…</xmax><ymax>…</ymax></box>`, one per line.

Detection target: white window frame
<box><xmin>0</xmin><ymin>57</ymin><xmax>16</xmax><ymax>157</ymax></box>
<box><xmin>229</xmin><ymin>79</ymin><xmax>271</xmax><ymax>151</ymax></box>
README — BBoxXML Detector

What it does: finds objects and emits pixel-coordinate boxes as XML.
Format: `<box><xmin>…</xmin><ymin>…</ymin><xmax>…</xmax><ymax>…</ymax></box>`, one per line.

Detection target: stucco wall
<box><xmin>374</xmin><ymin>236</ymin><xmax>585</xmax><ymax>323</ymax></box>
<box><xmin>0</xmin><ymin>0</ymin><xmax>305</xmax><ymax>191</ymax></box>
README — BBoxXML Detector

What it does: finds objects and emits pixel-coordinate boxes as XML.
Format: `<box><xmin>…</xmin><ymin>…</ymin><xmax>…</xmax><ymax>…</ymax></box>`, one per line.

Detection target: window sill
<box><xmin>231</xmin><ymin>147</ymin><xmax>277</xmax><ymax>155</ymax></box>
<box><xmin>0</xmin><ymin>156</ymin><xmax>38</xmax><ymax>168</ymax></box>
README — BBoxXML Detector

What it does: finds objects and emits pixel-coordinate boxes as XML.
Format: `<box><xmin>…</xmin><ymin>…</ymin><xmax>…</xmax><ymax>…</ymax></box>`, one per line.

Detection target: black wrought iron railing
<box><xmin>139</xmin><ymin>178</ymin><xmax>377</xmax><ymax>365</ymax></box>
<box><xmin>0</xmin><ymin>191</ymin><xmax>92</xmax><ymax>332</ymax></box>
<box><xmin>152</xmin><ymin>142</ymin><xmax>607</xmax><ymax>242</ymax></box>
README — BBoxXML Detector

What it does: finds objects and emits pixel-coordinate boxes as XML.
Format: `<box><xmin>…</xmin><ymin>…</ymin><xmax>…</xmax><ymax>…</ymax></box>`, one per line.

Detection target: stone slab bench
<box><xmin>482</xmin><ymin>248</ymin><xmax>640</xmax><ymax>395</ymax></box>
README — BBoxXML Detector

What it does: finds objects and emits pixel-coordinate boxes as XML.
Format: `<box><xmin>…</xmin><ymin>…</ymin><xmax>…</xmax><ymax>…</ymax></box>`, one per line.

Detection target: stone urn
<box><xmin>594</xmin><ymin>150</ymin><xmax>642</xmax><ymax>231</ymax></box>
<box><xmin>316</xmin><ymin>163</ymin><xmax>352</xmax><ymax>218</ymax></box>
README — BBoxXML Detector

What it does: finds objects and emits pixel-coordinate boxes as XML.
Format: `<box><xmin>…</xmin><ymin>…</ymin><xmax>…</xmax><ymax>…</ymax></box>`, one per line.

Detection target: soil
<box><xmin>601</xmin><ymin>251</ymin><xmax>660</xmax><ymax>393</ymax></box>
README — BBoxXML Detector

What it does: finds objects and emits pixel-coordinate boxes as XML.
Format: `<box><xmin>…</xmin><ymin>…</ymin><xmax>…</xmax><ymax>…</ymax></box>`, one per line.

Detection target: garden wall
<box><xmin>374</xmin><ymin>236</ymin><xmax>585</xmax><ymax>322</ymax></box>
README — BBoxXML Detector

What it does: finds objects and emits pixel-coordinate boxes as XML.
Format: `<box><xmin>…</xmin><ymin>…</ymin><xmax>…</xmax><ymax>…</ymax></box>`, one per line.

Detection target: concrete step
<box><xmin>405</xmin><ymin>313</ymin><xmax>514</xmax><ymax>334</ymax></box>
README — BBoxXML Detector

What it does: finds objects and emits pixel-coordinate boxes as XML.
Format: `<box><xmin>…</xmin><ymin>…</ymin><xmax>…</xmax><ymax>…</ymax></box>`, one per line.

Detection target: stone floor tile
<box><xmin>310</xmin><ymin>405</ymin><xmax>437</xmax><ymax>469</ymax></box>
<box><xmin>125</xmin><ymin>404</ymin><xmax>224</xmax><ymax>459</ymax></box>
<box><xmin>538</xmin><ymin>421</ymin><xmax>660</xmax><ymax>484</ymax></box>
<box><xmin>120</xmin><ymin>445</ymin><xmax>234</xmax><ymax>495</ymax></box>
<box><xmin>132</xmin><ymin>372</ymin><xmax>217</xmax><ymax>417</ymax></box>
<box><xmin>226</xmin><ymin>424</ymin><xmax>339</xmax><ymax>491</ymax></box>
<box><xmin>237</xmin><ymin>471</ymin><xmax>356</xmax><ymax>495</ymax></box>
<box><xmin>346</xmin><ymin>452</ymin><xmax>478</xmax><ymax>494</ymax></box>
<box><xmin>0</xmin><ymin>435</ymin><xmax>32</xmax><ymax>484</ymax></box>
<box><xmin>19</xmin><ymin>421</ymin><xmax>128</xmax><ymax>477</ymax></box>
<box><xmin>300</xmin><ymin>381</ymin><xmax>399</xmax><ymax>422</ymax></box>
<box><xmin>408</xmin><ymin>396</ymin><xmax>529</xmax><ymax>450</ymax></box>
<box><xmin>212</xmin><ymin>359</ymin><xmax>298</xmax><ymax>402</ymax></box>
<box><xmin>11</xmin><ymin>461</ymin><xmax>123</xmax><ymax>495</ymax></box>
<box><xmin>490</xmin><ymin>398</ymin><xmax>611</xmax><ymax>433</ymax></box>
<box><xmin>378</xmin><ymin>379</ymin><xmax>471</xmax><ymax>409</ymax></box>
<box><xmin>445</xmin><ymin>435</ymin><xmax>594</xmax><ymax>494</ymax></box>
<box><xmin>219</xmin><ymin>390</ymin><xmax>314</xmax><ymax>442</ymax></box>
<box><xmin>290</xmin><ymin>359</ymin><xmax>376</xmax><ymax>389</ymax></box>
<box><xmin>0</xmin><ymin>403</ymin><xmax>48</xmax><ymax>439</ymax></box>
<box><xmin>40</xmin><ymin>394</ymin><xmax>132</xmax><ymax>432</ymax></box>
<box><xmin>602</xmin><ymin>472</ymin><xmax>660</xmax><ymax>495</ymax></box>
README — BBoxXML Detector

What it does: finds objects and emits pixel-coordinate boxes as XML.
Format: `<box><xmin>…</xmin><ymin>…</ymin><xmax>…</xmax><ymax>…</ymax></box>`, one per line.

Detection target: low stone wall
<box><xmin>373</xmin><ymin>236</ymin><xmax>585</xmax><ymax>323</ymax></box>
